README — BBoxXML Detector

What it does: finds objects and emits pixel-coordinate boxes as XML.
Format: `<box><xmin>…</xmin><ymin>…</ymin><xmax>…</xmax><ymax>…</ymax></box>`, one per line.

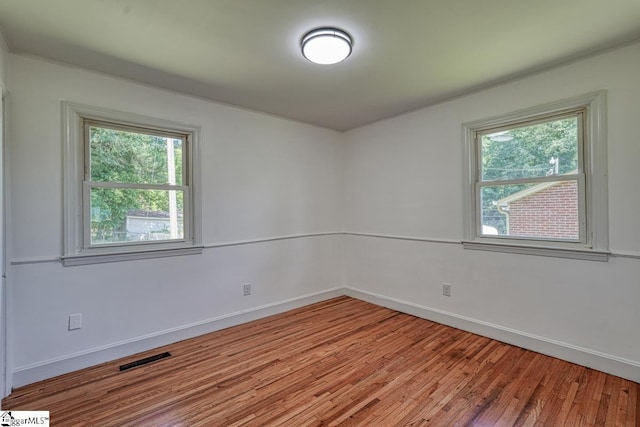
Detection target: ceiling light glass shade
<box><xmin>488</xmin><ymin>131</ymin><xmax>514</xmax><ymax>142</ymax></box>
<box><xmin>301</xmin><ymin>28</ymin><xmax>352</xmax><ymax>65</ymax></box>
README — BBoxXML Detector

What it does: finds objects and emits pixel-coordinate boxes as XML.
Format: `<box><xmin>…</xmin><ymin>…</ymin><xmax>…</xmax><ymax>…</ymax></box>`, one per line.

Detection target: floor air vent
<box><xmin>119</xmin><ymin>351</ymin><xmax>171</xmax><ymax>371</ymax></box>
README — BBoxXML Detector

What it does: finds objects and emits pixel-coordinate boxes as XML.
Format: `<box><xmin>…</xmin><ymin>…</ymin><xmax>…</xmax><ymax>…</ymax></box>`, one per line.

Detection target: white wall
<box><xmin>343</xmin><ymin>42</ymin><xmax>640</xmax><ymax>381</ymax></box>
<box><xmin>0</xmin><ymin>35</ymin><xmax>7</xmax><ymax>89</ymax></box>
<box><xmin>5</xmin><ymin>41</ymin><xmax>640</xmax><ymax>390</ymax></box>
<box><xmin>0</xmin><ymin>33</ymin><xmax>8</xmax><ymax>397</ymax></box>
<box><xmin>6</xmin><ymin>55</ymin><xmax>345</xmax><ymax>386</ymax></box>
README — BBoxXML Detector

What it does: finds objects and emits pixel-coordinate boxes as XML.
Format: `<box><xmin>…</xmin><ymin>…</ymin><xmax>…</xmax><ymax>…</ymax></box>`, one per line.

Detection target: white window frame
<box><xmin>462</xmin><ymin>91</ymin><xmax>608</xmax><ymax>261</ymax></box>
<box><xmin>62</xmin><ymin>102</ymin><xmax>202</xmax><ymax>266</ymax></box>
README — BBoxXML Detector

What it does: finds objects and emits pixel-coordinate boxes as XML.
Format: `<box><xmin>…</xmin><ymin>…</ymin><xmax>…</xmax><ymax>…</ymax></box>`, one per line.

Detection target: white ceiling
<box><xmin>1</xmin><ymin>0</ymin><xmax>639</xmax><ymax>131</ymax></box>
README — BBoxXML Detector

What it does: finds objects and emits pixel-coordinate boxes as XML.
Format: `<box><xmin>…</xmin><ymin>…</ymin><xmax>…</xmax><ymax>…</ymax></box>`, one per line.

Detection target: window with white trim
<box><xmin>462</xmin><ymin>92</ymin><xmax>608</xmax><ymax>261</ymax></box>
<box><xmin>63</xmin><ymin>103</ymin><xmax>202</xmax><ymax>266</ymax></box>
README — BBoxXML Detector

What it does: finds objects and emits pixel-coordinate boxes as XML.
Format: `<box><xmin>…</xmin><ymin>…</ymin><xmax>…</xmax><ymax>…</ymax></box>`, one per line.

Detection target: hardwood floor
<box><xmin>3</xmin><ymin>297</ymin><xmax>638</xmax><ymax>426</ymax></box>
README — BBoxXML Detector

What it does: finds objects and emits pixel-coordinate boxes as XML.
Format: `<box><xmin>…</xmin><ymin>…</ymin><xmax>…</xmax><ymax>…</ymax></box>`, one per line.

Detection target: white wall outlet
<box><xmin>243</xmin><ymin>283</ymin><xmax>251</xmax><ymax>296</ymax></box>
<box><xmin>68</xmin><ymin>313</ymin><xmax>82</xmax><ymax>330</ymax></box>
<box><xmin>442</xmin><ymin>283</ymin><xmax>451</xmax><ymax>297</ymax></box>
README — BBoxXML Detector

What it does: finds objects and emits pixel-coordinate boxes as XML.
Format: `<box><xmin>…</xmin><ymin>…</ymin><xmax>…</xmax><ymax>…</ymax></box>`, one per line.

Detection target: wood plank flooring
<box><xmin>3</xmin><ymin>296</ymin><xmax>638</xmax><ymax>426</ymax></box>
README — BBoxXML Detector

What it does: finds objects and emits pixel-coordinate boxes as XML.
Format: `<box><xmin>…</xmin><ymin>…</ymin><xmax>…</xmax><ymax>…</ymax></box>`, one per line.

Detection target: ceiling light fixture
<box><xmin>301</xmin><ymin>27</ymin><xmax>353</xmax><ymax>65</ymax></box>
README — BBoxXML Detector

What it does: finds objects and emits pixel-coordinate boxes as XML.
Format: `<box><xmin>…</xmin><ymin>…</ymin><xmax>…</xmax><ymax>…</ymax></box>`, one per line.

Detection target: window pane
<box><xmin>89</xmin><ymin>126</ymin><xmax>183</xmax><ymax>185</ymax></box>
<box><xmin>90</xmin><ymin>188</ymin><xmax>184</xmax><ymax>245</ymax></box>
<box><xmin>481</xmin><ymin>117</ymin><xmax>578</xmax><ymax>181</ymax></box>
<box><xmin>481</xmin><ymin>180</ymin><xmax>579</xmax><ymax>240</ymax></box>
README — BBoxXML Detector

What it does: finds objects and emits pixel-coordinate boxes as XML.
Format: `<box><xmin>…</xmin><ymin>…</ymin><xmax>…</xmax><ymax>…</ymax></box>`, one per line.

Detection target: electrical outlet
<box><xmin>243</xmin><ymin>283</ymin><xmax>251</xmax><ymax>296</ymax></box>
<box><xmin>442</xmin><ymin>283</ymin><xmax>451</xmax><ymax>297</ymax></box>
<box><xmin>68</xmin><ymin>313</ymin><xmax>82</xmax><ymax>330</ymax></box>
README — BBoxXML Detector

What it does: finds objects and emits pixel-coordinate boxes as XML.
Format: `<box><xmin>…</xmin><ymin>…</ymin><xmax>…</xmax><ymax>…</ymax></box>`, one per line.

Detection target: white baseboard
<box><xmin>345</xmin><ymin>287</ymin><xmax>640</xmax><ymax>383</ymax></box>
<box><xmin>12</xmin><ymin>286</ymin><xmax>640</xmax><ymax>389</ymax></box>
<box><xmin>12</xmin><ymin>288</ymin><xmax>344</xmax><ymax>388</ymax></box>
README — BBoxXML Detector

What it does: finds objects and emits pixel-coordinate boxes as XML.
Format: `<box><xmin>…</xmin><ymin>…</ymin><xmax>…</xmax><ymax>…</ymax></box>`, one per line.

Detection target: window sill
<box><xmin>61</xmin><ymin>246</ymin><xmax>203</xmax><ymax>266</ymax></box>
<box><xmin>462</xmin><ymin>241</ymin><xmax>609</xmax><ymax>262</ymax></box>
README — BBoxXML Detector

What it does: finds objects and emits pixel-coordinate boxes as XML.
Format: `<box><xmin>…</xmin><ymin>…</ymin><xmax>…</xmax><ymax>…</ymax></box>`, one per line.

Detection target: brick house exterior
<box><xmin>497</xmin><ymin>180</ymin><xmax>579</xmax><ymax>240</ymax></box>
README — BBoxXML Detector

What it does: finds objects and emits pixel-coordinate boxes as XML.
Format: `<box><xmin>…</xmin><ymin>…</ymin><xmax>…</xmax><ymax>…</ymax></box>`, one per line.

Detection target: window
<box><xmin>462</xmin><ymin>92</ymin><xmax>608</xmax><ymax>261</ymax></box>
<box><xmin>63</xmin><ymin>103</ymin><xmax>202</xmax><ymax>266</ymax></box>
